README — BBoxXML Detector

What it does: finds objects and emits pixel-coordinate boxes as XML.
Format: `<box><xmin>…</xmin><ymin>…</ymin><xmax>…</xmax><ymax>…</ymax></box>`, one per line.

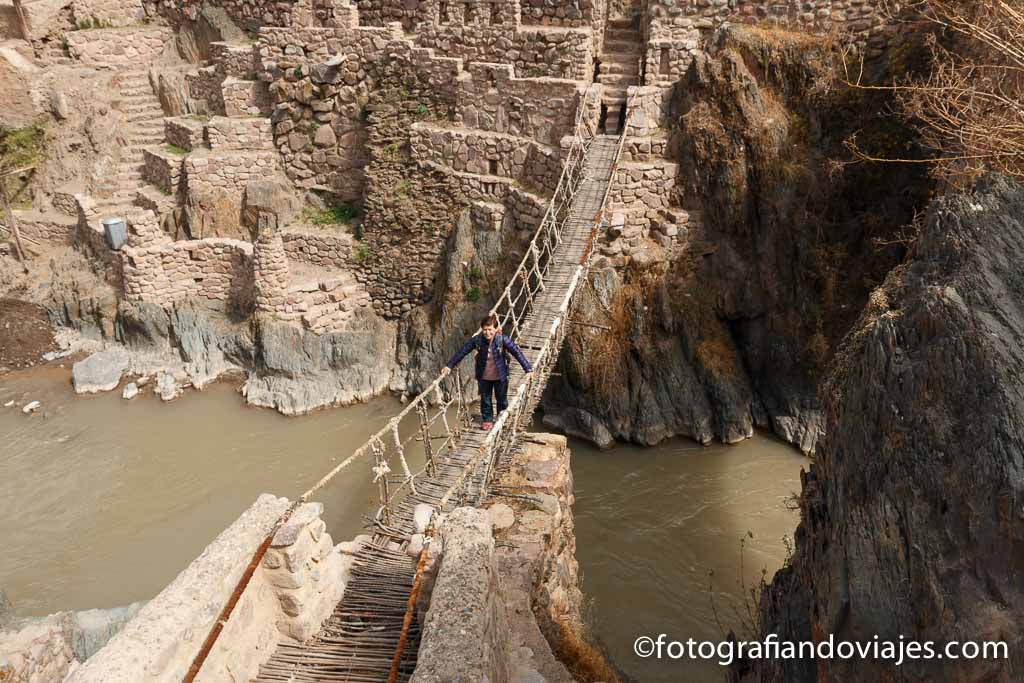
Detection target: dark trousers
<box><xmin>478</xmin><ymin>378</ymin><xmax>508</xmax><ymax>422</ymax></box>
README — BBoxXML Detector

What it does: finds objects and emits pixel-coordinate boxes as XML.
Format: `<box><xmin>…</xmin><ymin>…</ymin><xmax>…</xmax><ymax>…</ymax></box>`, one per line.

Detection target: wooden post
<box><xmin>11</xmin><ymin>0</ymin><xmax>30</xmax><ymax>40</ymax></box>
<box><xmin>0</xmin><ymin>183</ymin><xmax>29</xmax><ymax>273</ymax></box>
<box><xmin>417</xmin><ymin>402</ymin><xmax>436</xmax><ymax>478</ymax></box>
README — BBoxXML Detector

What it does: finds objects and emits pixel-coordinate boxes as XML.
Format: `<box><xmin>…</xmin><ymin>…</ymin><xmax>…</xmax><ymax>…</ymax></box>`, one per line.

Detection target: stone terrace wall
<box><xmin>411</xmin><ymin>124</ymin><xmax>562</xmax><ymax>196</ymax></box>
<box><xmin>222</xmin><ymin>78</ymin><xmax>272</xmax><ymax>117</ymax></box>
<box><xmin>410</xmin><ymin>124</ymin><xmax>537</xmax><ymax>179</ymax></box>
<box><xmin>165</xmin><ymin>117</ymin><xmax>206</xmax><ymax>151</ymax></box>
<box><xmin>186</xmin><ymin>68</ymin><xmax>225</xmax><ymax>116</ymax></box>
<box><xmin>213</xmin><ymin>0</ymin><xmax>313</xmax><ymax>31</ymax></box>
<box><xmin>258</xmin><ymin>26</ymin><xmax>465</xmax><ymax>198</ymax></box>
<box><xmin>207</xmin><ymin>116</ymin><xmax>274</xmax><ymax>150</ymax></box>
<box><xmin>283</xmin><ymin>230</ymin><xmax>357</xmax><ymax>270</ymax></box>
<box><xmin>210</xmin><ymin>41</ymin><xmax>257</xmax><ymax>78</ymax></box>
<box><xmin>355</xmin><ymin>0</ymin><xmax>520</xmax><ymax>31</ymax></box>
<box><xmin>644</xmin><ymin>23</ymin><xmax>700</xmax><ymax>86</ymax></box>
<box><xmin>608</xmin><ymin>159</ymin><xmax>678</xmax><ymax>231</ymax></box>
<box><xmin>142</xmin><ymin>147</ymin><xmax>186</xmax><ymax>195</ymax></box>
<box><xmin>455</xmin><ymin>63</ymin><xmax>584</xmax><ymax>147</ymax></box>
<box><xmin>520</xmin><ymin>0</ymin><xmax>597</xmax><ymax>27</ymax></box>
<box><xmin>646</xmin><ymin>0</ymin><xmax>889</xmax><ymax>59</ymax></box>
<box><xmin>13</xmin><ymin>212</ymin><xmax>78</xmax><ymax>245</ymax></box>
<box><xmin>416</xmin><ymin>24</ymin><xmax>592</xmax><ymax>80</ymax></box>
<box><xmin>65</xmin><ymin>27</ymin><xmax>172</xmax><ymax>66</ymax></box>
<box><xmin>71</xmin><ymin>0</ymin><xmax>145</xmax><ymax>27</ymax></box>
<box><xmin>185</xmin><ymin>150</ymin><xmax>278</xmax><ymax>202</ymax></box>
<box><xmin>121</xmin><ymin>211</ymin><xmax>255</xmax><ymax>309</ymax></box>
<box><xmin>357</xmin><ymin>64</ymin><xmax>467</xmax><ymax>317</ymax></box>
<box><xmin>258</xmin><ymin>24</ymin><xmax>395</xmax><ymax>196</ymax></box>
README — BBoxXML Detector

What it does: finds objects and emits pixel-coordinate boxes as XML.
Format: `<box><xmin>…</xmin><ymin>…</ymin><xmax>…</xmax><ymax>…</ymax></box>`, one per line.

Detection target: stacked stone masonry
<box><xmin>416</xmin><ymin>24</ymin><xmax>593</xmax><ymax>80</ymax></box>
<box><xmin>142</xmin><ymin>147</ymin><xmax>186</xmax><ymax>196</ymax></box>
<box><xmin>520</xmin><ymin>0</ymin><xmax>598</xmax><ymax>27</ymax></box>
<box><xmin>455</xmin><ymin>64</ymin><xmax>584</xmax><ymax>147</ymax></box>
<box><xmin>207</xmin><ymin>116</ymin><xmax>275</xmax><ymax>150</ymax></box>
<box><xmin>211</xmin><ymin>42</ymin><xmax>258</xmax><ymax>79</ymax></box>
<box><xmin>70</xmin><ymin>0</ymin><xmax>145</xmax><ymax>27</ymax></box>
<box><xmin>187</xmin><ymin>68</ymin><xmax>227</xmax><ymax>116</ymax></box>
<box><xmin>122</xmin><ymin>211</ymin><xmax>255</xmax><ymax>308</ymax></box>
<box><xmin>409</xmin><ymin>123</ymin><xmax>559</xmax><ymax>189</ymax></box>
<box><xmin>223</xmin><ymin>78</ymin><xmax>273</xmax><ymax>117</ymax></box>
<box><xmin>65</xmin><ymin>27</ymin><xmax>171</xmax><ymax>66</ymax></box>
<box><xmin>184</xmin><ymin>150</ymin><xmax>279</xmax><ymax>199</ymax></box>
<box><xmin>263</xmin><ymin>502</ymin><xmax>353</xmax><ymax>642</ymax></box>
<box><xmin>282</xmin><ymin>229</ymin><xmax>358</xmax><ymax>271</ymax></box>
<box><xmin>165</xmin><ymin>117</ymin><xmax>207</xmax><ymax>152</ymax></box>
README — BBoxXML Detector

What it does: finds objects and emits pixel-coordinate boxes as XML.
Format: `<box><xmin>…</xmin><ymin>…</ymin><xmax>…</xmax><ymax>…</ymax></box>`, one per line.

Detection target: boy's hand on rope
<box><xmin>440</xmin><ymin>367</ymin><xmax>451</xmax><ymax>377</ymax></box>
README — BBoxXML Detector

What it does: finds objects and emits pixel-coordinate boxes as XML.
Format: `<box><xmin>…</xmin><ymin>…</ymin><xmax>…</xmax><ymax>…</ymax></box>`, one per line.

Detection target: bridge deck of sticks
<box><xmin>252</xmin><ymin>134</ymin><xmax>622</xmax><ymax>683</ymax></box>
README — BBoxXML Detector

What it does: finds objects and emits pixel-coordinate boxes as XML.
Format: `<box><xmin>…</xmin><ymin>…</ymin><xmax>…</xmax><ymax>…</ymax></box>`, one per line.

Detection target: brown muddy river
<box><xmin>568</xmin><ymin>434</ymin><xmax>804</xmax><ymax>682</ymax></box>
<box><xmin>0</xmin><ymin>367</ymin><xmax>404</xmax><ymax>616</ymax></box>
<box><xmin>0</xmin><ymin>367</ymin><xmax>803</xmax><ymax>682</ymax></box>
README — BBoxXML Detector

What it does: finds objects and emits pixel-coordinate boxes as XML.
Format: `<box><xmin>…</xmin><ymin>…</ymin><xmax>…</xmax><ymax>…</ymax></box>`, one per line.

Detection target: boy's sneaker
<box><xmin>480</xmin><ymin>421</ymin><xmax>493</xmax><ymax>431</ymax></box>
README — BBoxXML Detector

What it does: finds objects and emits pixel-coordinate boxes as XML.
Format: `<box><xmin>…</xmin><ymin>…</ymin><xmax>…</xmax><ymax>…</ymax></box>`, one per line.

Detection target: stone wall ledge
<box><xmin>66</xmin><ymin>494</ymin><xmax>289</xmax><ymax>683</ymax></box>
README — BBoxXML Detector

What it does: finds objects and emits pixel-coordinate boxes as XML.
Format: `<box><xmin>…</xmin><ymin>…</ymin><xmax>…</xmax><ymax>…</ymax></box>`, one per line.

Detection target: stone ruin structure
<box><xmin>2</xmin><ymin>0</ymin><xmax>896</xmax><ymax>339</ymax></box>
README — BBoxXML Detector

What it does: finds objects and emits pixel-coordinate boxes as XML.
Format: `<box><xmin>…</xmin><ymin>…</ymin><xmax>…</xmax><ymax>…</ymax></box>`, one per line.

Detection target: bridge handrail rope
<box><xmin>184</xmin><ymin>84</ymin><xmax>632</xmax><ymax>683</ymax></box>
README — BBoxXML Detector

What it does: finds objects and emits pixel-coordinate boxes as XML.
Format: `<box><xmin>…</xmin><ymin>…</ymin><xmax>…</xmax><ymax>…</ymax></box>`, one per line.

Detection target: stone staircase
<box><xmin>598</xmin><ymin>16</ymin><xmax>642</xmax><ymax>134</ymax></box>
<box><xmin>285</xmin><ymin>271</ymin><xmax>373</xmax><ymax>334</ymax></box>
<box><xmin>93</xmin><ymin>70</ymin><xmax>166</xmax><ymax>213</ymax></box>
<box><xmin>35</xmin><ymin>39</ymin><xmax>73</xmax><ymax>67</ymax></box>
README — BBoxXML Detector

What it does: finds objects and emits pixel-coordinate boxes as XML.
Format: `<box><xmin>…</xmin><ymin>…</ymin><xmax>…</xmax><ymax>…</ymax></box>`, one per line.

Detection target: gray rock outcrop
<box><xmin>747</xmin><ymin>175</ymin><xmax>1024</xmax><ymax>682</ymax></box>
<box><xmin>242</xmin><ymin>308</ymin><xmax>396</xmax><ymax>415</ymax></box>
<box><xmin>72</xmin><ymin>348</ymin><xmax>131</xmax><ymax>394</ymax></box>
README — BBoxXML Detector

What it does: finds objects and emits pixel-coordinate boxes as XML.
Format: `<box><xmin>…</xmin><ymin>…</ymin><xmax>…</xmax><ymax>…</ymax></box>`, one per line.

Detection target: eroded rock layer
<box><xmin>748</xmin><ymin>175</ymin><xmax>1024</xmax><ymax>683</ymax></box>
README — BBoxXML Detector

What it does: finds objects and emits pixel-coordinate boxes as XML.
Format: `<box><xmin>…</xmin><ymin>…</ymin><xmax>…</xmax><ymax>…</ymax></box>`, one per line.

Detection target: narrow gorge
<box><xmin>0</xmin><ymin>0</ymin><xmax>1019</xmax><ymax>679</ymax></box>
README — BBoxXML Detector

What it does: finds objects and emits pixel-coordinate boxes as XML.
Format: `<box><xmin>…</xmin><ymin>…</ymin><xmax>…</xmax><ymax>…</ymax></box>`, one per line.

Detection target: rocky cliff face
<box><xmin>544</xmin><ymin>27</ymin><xmax>930</xmax><ymax>452</ymax></box>
<box><xmin>747</xmin><ymin>175</ymin><xmax>1024</xmax><ymax>682</ymax></box>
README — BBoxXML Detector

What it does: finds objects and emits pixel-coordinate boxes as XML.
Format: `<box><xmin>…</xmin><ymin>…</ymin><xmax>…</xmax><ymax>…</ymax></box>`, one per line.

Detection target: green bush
<box><xmin>354</xmin><ymin>242</ymin><xmax>371</xmax><ymax>264</ymax></box>
<box><xmin>466</xmin><ymin>286</ymin><xmax>481</xmax><ymax>302</ymax></box>
<box><xmin>0</xmin><ymin>123</ymin><xmax>46</xmax><ymax>169</ymax></box>
<box><xmin>304</xmin><ymin>203</ymin><xmax>360</xmax><ymax>226</ymax></box>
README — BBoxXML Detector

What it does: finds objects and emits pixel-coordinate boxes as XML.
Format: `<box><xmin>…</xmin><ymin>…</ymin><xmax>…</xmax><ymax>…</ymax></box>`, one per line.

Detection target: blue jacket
<box><xmin>446</xmin><ymin>333</ymin><xmax>532</xmax><ymax>381</ymax></box>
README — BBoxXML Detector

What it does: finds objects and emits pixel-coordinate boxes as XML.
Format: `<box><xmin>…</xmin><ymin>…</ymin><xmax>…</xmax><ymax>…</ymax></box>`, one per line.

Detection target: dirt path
<box><xmin>0</xmin><ymin>299</ymin><xmax>56</xmax><ymax>372</ymax></box>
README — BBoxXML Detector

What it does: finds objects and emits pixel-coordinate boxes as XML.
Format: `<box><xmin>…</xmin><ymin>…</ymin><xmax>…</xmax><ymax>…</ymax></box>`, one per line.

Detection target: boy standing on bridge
<box><xmin>441</xmin><ymin>314</ymin><xmax>533</xmax><ymax>430</ymax></box>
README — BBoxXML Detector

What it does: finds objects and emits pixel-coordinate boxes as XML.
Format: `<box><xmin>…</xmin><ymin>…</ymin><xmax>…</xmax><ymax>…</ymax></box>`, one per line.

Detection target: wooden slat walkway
<box><xmin>252</xmin><ymin>135</ymin><xmax>620</xmax><ymax>683</ymax></box>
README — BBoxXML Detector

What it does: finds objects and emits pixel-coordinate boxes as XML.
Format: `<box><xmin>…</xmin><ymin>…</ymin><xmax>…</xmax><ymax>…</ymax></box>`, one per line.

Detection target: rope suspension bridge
<box><xmin>185</xmin><ymin>86</ymin><xmax>636</xmax><ymax>683</ymax></box>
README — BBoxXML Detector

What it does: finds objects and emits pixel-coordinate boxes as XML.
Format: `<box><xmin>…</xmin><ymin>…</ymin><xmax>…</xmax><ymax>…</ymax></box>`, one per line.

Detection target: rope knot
<box><xmin>372</xmin><ymin>461</ymin><xmax>391</xmax><ymax>482</ymax></box>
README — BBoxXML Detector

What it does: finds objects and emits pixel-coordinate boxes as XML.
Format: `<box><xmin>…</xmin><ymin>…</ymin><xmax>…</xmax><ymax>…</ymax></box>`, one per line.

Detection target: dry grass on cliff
<box><xmin>694</xmin><ymin>338</ymin><xmax>740</xmax><ymax>380</ymax></box>
<box><xmin>844</xmin><ymin>0</ymin><xmax>1024</xmax><ymax>185</ymax></box>
<box><xmin>567</xmin><ymin>277</ymin><xmax>646</xmax><ymax>402</ymax></box>
<box><xmin>551</xmin><ymin>620</ymin><xmax>623</xmax><ymax>683</ymax></box>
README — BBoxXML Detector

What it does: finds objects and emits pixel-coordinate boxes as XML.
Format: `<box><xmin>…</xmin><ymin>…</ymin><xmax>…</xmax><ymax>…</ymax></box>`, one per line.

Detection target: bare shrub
<box><xmin>843</xmin><ymin>0</ymin><xmax>1024</xmax><ymax>184</ymax></box>
<box><xmin>550</xmin><ymin>619</ymin><xmax>623</xmax><ymax>683</ymax></box>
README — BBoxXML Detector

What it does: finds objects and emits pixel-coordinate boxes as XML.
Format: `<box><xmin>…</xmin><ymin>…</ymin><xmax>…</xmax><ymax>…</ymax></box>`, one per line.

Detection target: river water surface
<box><xmin>569</xmin><ymin>434</ymin><xmax>804</xmax><ymax>681</ymax></box>
<box><xmin>1</xmin><ymin>367</ymin><xmax>803</xmax><ymax>682</ymax></box>
<box><xmin>0</xmin><ymin>367</ymin><xmax>403</xmax><ymax>616</ymax></box>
